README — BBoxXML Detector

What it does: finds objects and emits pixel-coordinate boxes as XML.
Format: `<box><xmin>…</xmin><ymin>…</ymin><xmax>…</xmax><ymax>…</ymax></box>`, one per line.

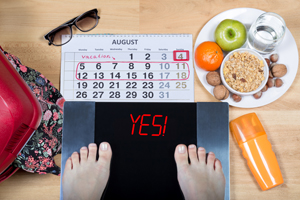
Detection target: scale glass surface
<box><xmin>61</xmin><ymin>102</ymin><xmax>229</xmax><ymax>200</ymax></box>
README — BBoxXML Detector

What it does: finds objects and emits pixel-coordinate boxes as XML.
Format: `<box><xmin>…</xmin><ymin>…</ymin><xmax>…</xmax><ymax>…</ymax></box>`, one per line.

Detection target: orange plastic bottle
<box><xmin>230</xmin><ymin>113</ymin><xmax>283</xmax><ymax>190</ymax></box>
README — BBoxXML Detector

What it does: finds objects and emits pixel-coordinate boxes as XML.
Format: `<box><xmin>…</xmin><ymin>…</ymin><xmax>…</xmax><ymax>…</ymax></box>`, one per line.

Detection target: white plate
<box><xmin>194</xmin><ymin>8</ymin><xmax>299</xmax><ymax>108</ymax></box>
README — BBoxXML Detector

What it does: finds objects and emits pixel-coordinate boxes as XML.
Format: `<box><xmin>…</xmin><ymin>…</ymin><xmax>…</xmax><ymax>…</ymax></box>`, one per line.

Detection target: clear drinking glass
<box><xmin>247</xmin><ymin>12</ymin><xmax>286</xmax><ymax>54</ymax></box>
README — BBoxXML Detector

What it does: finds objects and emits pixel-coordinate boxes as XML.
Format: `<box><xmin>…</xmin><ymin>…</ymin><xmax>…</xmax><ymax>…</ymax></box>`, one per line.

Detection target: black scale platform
<box><xmin>60</xmin><ymin>102</ymin><xmax>229</xmax><ymax>200</ymax></box>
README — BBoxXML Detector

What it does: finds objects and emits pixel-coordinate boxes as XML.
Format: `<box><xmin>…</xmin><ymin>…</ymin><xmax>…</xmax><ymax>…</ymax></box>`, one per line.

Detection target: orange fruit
<box><xmin>195</xmin><ymin>41</ymin><xmax>224</xmax><ymax>71</ymax></box>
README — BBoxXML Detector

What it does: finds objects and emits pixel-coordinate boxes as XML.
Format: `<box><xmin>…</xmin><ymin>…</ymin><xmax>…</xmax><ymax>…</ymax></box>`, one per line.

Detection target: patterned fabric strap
<box><xmin>3</xmin><ymin>51</ymin><xmax>65</xmax><ymax>175</ymax></box>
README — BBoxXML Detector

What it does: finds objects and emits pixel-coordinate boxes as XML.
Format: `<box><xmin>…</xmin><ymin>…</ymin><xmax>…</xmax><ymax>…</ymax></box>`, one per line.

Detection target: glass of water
<box><xmin>247</xmin><ymin>12</ymin><xmax>286</xmax><ymax>54</ymax></box>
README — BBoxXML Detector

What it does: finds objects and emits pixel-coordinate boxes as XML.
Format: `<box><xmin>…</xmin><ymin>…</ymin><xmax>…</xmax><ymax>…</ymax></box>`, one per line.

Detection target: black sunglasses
<box><xmin>44</xmin><ymin>9</ymin><xmax>100</xmax><ymax>46</ymax></box>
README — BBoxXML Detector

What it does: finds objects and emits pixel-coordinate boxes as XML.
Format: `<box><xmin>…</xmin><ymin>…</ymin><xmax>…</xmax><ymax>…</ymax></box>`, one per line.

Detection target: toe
<box><xmin>174</xmin><ymin>144</ymin><xmax>189</xmax><ymax>168</ymax></box>
<box><xmin>87</xmin><ymin>143</ymin><xmax>98</xmax><ymax>162</ymax></box>
<box><xmin>80</xmin><ymin>146</ymin><xmax>88</xmax><ymax>162</ymax></box>
<box><xmin>71</xmin><ymin>152</ymin><xmax>79</xmax><ymax>169</ymax></box>
<box><xmin>64</xmin><ymin>157</ymin><xmax>73</xmax><ymax>171</ymax></box>
<box><xmin>198</xmin><ymin>147</ymin><xmax>206</xmax><ymax>164</ymax></box>
<box><xmin>207</xmin><ymin>152</ymin><xmax>216</xmax><ymax>169</ymax></box>
<box><xmin>97</xmin><ymin>142</ymin><xmax>112</xmax><ymax>170</ymax></box>
<box><xmin>188</xmin><ymin>144</ymin><xmax>198</xmax><ymax>163</ymax></box>
<box><xmin>215</xmin><ymin>159</ymin><xmax>223</xmax><ymax>172</ymax></box>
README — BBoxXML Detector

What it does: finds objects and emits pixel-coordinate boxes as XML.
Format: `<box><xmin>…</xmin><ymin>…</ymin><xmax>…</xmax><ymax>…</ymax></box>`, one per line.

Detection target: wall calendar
<box><xmin>60</xmin><ymin>34</ymin><xmax>194</xmax><ymax>102</ymax></box>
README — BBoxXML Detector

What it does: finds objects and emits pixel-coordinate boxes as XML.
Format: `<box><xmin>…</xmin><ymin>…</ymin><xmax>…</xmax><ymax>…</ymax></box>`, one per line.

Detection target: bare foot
<box><xmin>174</xmin><ymin>144</ymin><xmax>225</xmax><ymax>200</ymax></box>
<box><xmin>62</xmin><ymin>142</ymin><xmax>112</xmax><ymax>200</ymax></box>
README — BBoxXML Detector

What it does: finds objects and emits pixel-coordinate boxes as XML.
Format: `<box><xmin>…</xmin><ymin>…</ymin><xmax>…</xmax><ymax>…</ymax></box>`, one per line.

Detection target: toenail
<box><xmin>198</xmin><ymin>147</ymin><xmax>205</xmax><ymax>151</ymax></box>
<box><xmin>209</xmin><ymin>152</ymin><xmax>214</xmax><ymax>155</ymax></box>
<box><xmin>81</xmin><ymin>147</ymin><xmax>87</xmax><ymax>150</ymax></box>
<box><xmin>89</xmin><ymin>143</ymin><xmax>97</xmax><ymax>147</ymax></box>
<box><xmin>100</xmin><ymin>142</ymin><xmax>108</xmax><ymax>151</ymax></box>
<box><xmin>178</xmin><ymin>145</ymin><xmax>186</xmax><ymax>154</ymax></box>
<box><xmin>189</xmin><ymin>145</ymin><xmax>196</xmax><ymax>149</ymax></box>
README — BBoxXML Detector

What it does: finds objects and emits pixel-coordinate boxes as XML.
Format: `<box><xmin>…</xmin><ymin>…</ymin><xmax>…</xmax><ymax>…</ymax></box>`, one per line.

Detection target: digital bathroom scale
<box><xmin>60</xmin><ymin>102</ymin><xmax>229</xmax><ymax>200</ymax></box>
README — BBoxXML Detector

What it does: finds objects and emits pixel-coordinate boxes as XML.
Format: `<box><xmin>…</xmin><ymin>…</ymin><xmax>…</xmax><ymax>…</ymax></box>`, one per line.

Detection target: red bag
<box><xmin>0</xmin><ymin>47</ymin><xmax>42</xmax><ymax>182</ymax></box>
<box><xmin>0</xmin><ymin>46</ymin><xmax>65</xmax><ymax>182</ymax></box>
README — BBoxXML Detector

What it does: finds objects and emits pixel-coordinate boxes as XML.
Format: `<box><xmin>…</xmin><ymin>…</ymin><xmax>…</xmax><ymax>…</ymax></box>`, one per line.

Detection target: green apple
<box><xmin>214</xmin><ymin>19</ymin><xmax>247</xmax><ymax>51</ymax></box>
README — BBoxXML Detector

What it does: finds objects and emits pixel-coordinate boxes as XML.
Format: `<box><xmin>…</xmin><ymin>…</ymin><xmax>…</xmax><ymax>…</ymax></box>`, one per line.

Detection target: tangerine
<box><xmin>195</xmin><ymin>41</ymin><xmax>224</xmax><ymax>71</ymax></box>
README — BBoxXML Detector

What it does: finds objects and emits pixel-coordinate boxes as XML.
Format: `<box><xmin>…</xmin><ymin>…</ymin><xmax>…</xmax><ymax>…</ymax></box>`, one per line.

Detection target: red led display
<box><xmin>152</xmin><ymin>115</ymin><xmax>162</xmax><ymax>136</ymax></box>
<box><xmin>139</xmin><ymin>114</ymin><xmax>151</xmax><ymax>136</ymax></box>
<box><xmin>130</xmin><ymin>114</ymin><xmax>168</xmax><ymax>136</ymax></box>
<box><xmin>130</xmin><ymin>114</ymin><xmax>140</xmax><ymax>135</ymax></box>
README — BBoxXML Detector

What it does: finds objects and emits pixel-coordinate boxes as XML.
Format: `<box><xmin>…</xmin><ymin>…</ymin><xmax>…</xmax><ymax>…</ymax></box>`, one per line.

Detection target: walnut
<box><xmin>270</xmin><ymin>63</ymin><xmax>277</xmax><ymax>69</ymax></box>
<box><xmin>213</xmin><ymin>85</ymin><xmax>229</xmax><ymax>100</ymax></box>
<box><xmin>272</xmin><ymin>64</ymin><xmax>287</xmax><ymax>77</ymax></box>
<box><xmin>269</xmin><ymin>69</ymin><xmax>273</xmax><ymax>78</ymax></box>
<box><xmin>206</xmin><ymin>71</ymin><xmax>221</xmax><ymax>86</ymax></box>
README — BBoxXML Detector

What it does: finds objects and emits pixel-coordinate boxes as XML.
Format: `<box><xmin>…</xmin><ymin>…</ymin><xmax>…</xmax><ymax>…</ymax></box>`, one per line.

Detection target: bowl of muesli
<box><xmin>220</xmin><ymin>48</ymin><xmax>268</xmax><ymax>96</ymax></box>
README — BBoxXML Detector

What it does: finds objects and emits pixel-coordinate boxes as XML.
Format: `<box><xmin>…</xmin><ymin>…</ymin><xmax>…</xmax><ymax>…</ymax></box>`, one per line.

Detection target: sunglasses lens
<box><xmin>75</xmin><ymin>10</ymin><xmax>98</xmax><ymax>31</ymax></box>
<box><xmin>48</xmin><ymin>26</ymin><xmax>71</xmax><ymax>45</ymax></box>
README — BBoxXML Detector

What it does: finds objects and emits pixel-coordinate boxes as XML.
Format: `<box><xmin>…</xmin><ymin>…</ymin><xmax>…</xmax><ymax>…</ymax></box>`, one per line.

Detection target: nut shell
<box><xmin>206</xmin><ymin>71</ymin><xmax>221</xmax><ymax>86</ymax></box>
<box><xmin>253</xmin><ymin>91</ymin><xmax>262</xmax><ymax>99</ymax></box>
<box><xmin>275</xmin><ymin>78</ymin><xmax>283</xmax><ymax>87</ymax></box>
<box><xmin>265</xmin><ymin>58</ymin><xmax>271</xmax><ymax>67</ymax></box>
<box><xmin>269</xmin><ymin>62</ymin><xmax>277</xmax><ymax>70</ymax></box>
<box><xmin>213</xmin><ymin>85</ymin><xmax>229</xmax><ymax>100</ymax></box>
<box><xmin>232</xmin><ymin>94</ymin><xmax>242</xmax><ymax>102</ymax></box>
<box><xmin>272</xmin><ymin>64</ymin><xmax>287</xmax><ymax>77</ymax></box>
<box><xmin>270</xmin><ymin>54</ymin><xmax>279</xmax><ymax>63</ymax></box>
<box><xmin>269</xmin><ymin>69</ymin><xmax>273</xmax><ymax>78</ymax></box>
<box><xmin>267</xmin><ymin>78</ymin><xmax>275</xmax><ymax>88</ymax></box>
<box><xmin>261</xmin><ymin>84</ymin><xmax>268</xmax><ymax>92</ymax></box>
<box><xmin>224</xmin><ymin>88</ymin><xmax>229</xmax><ymax>100</ymax></box>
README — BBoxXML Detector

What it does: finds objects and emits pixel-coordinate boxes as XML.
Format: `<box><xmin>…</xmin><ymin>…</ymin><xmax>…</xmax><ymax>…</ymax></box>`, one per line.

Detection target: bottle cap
<box><xmin>230</xmin><ymin>113</ymin><xmax>266</xmax><ymax>145</ymax></box>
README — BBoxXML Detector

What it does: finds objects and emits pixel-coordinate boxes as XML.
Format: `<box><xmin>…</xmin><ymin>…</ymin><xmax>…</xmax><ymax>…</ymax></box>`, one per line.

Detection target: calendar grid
<box><xmin>61</xmin><ymin>34</ymin><xmax>194</xmax><ymax>102</ymax></box>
